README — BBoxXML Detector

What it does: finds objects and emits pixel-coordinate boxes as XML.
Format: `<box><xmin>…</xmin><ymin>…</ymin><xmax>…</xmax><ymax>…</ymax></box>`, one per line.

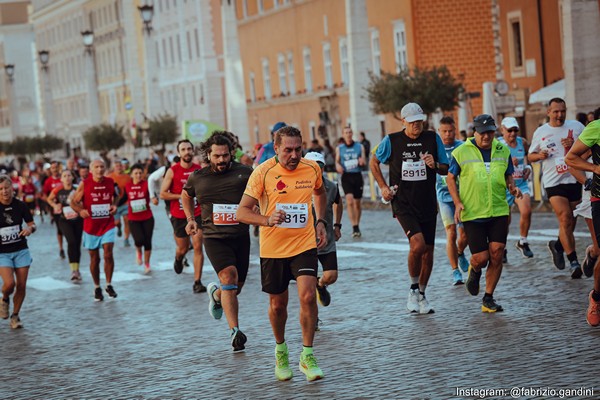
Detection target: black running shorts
<box><xmin>170</xmin><ymin>216</ymin><xmax>202</xmax><ymax>238</ymax></box>
<box><xmin>204</xmin><ymin>233</ymin><xmax>250</xmax><ymax>283</ymax></box>
<box><xmin>462</xmin><ymin>216</ymin><xmax>509</xmax><ymax>254</ymax></box>
<box><xmin>260</xmin><ymin>248</ymin><xmax>318</xmax><ymax>294</ymax></box>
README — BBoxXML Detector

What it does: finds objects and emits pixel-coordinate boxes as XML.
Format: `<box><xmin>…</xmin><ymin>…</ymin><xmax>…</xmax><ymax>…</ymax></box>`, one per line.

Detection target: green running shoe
<box><xmin>275</xmin><ymin>344</ymin><xmax>293</xmax><ymax>381</ymax></box>
<box><xmin>299</xmin><ymin>353</ymin><xmax>324</xmax><ymax>382</ymax></box>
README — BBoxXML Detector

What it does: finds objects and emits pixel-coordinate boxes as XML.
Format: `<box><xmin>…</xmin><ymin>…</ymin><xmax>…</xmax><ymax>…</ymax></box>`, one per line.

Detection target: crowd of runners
<box><xmin>1</xmin><ymin>97</ymin><xmax>599</xmax><ymax>383</ymax></box>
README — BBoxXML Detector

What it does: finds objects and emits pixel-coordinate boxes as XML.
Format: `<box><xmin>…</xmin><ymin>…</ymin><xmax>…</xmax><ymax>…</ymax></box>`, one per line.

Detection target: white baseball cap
<box><xmin>501</xmin><ymin>117</ymin><xmax>519</xmax><ymax>129</ymax></box>
<box><xmin>304</xmin><ymin>152</ymin><xmax>325</xmax><ymax>165</ymax></box>
<box><xmin>401</xmin><ymin>103</ymin><xmax>426</xmax><ymax>123</ymax></box>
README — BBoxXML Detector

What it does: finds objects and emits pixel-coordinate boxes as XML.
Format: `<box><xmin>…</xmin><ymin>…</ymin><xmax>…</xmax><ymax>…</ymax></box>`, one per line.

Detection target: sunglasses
<box><xmin>507</xmin><ymin>128</ymin><xmax>519</xmax><ymax>133</ymax></box>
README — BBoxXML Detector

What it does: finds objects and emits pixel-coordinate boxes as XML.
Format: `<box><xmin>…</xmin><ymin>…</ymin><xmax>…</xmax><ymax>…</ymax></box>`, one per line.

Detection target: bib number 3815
<box><xmin>276</xmin><ymin>203</ymin><xmax>308</xmax><ymax>228</ymax></box>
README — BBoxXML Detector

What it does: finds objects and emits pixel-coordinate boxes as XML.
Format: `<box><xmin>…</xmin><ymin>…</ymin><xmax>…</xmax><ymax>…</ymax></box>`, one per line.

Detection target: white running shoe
<box><xmin>407</xmin><ymin>288</ymin><xmax>419</xmax><ymax>313</ymax></box>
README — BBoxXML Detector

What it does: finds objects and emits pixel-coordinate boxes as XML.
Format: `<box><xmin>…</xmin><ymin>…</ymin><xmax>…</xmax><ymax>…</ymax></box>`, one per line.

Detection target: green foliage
<box><xmin>366</xmin><ymin>66</ymin><xmax>463</xmax><ymax>120</ymax></box>
<box><xmin>148</xmin><ymin>113</ymin><xmax>178</xmax><ymax>150</ymax></box>
<box><xmin>0</xmin><ymin>135</ymin><xmax>64</xmax><ymax>156</ymax></box>
<box><xmin>83</xmin><ymin>123</ymin><xmax>126</xmax><ymax>155</ymax></box>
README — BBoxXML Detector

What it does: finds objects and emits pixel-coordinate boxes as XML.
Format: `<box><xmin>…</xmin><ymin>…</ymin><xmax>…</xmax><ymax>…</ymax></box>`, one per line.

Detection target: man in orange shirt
<box><xmin>237</xmin><ymin>126</ymin><xmax>327</xmax><ymax>382</ymax></box>
<box><xmin>108</xmin><ymin>159</ymin><xmax>132</xmax><ymax>247</ymax></box>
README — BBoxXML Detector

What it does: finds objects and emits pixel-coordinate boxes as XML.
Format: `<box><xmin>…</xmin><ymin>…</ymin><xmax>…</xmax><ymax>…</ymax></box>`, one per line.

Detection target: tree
<box><xmin>83</xmin><ymin>123</ymin><xmax>126</xmax><ymax>159</ymax></box>
<box><xmin>29</xmin><ymin>135</ymin><xmax>64</xmax><ymax>155</ymax></box>
<box><xmin>366</xmin><ymin>65</ymin><xmax>463</xmax><ymax>120</ymax></box>
<box><xmin>147</xmin><ymin>113</ymin><xmax>179</xmax><ymax>153</ymax></box>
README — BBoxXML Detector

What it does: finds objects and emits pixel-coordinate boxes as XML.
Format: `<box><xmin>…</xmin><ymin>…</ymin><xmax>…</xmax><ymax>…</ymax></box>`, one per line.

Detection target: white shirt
<box><xmin>147</xmin><ymin>166</ymin><xmax>166</xmax><ymax>200</ymax></box>
<box><xmin>529</xmin><ymin>120</ymin><xmax>584</xmax><ymax>188</ymax></box>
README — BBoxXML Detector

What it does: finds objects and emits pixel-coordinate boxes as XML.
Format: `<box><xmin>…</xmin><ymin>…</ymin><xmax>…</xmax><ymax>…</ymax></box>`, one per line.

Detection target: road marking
<box><xmin>28</xmin><ymin>277</ymin><xmax>74</xmax><ymax>291</ymax></box>
<box><xmin>340</xmin><ymin>242</ymin><xmax>410</xmax><ymax>252</ymax></box>
<box><xmin>336</xmin><ymin>250</ymin><xmax>368</xmax><ymax>258</ymax></box>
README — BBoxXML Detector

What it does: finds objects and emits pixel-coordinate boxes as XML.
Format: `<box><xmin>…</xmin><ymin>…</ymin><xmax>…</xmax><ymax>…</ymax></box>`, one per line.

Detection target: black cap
<box><xmin>473</xmin><ymin>114</ymin><xmax>497</xmax><ymax>133</ymax></box>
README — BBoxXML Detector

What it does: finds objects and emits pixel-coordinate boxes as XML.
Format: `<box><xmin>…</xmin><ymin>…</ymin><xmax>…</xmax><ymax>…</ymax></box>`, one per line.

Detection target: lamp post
<box><xmin>4</xmin><ymin>64</ymin><xmax>20</xmax><ymax>140</ymax></box>
<box><xmin>138</xmin><ymin>3</ymin><xmax>159</xmax><ymax>117</ymax></box>
<box><xmin>38</xmin><ymin>50</ymin><xmax>56</xmax><ymax>136</ymax></box>
<box><xmin>81</xmin><ymin>29</ymin><xmax>101</xmax><ymax>126</ymax></box>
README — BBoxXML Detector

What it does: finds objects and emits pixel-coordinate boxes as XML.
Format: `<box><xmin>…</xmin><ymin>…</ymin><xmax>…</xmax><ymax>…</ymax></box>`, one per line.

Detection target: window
<box><xmin>303</xmin><ymin>48</ymin><xmax>312</xmax><ymax>94</ymax></box>
<box><xmin>169</xmin><ymin>36</ymin><xmax>175</xmax><ymax>64</ymax></box>
<box><xmin>277</xmin><ymin>53</ymin><xmax>287</xmax><ymax>95</ymax></box>
<box><xmin>156</xmin><ymin>41</ymin><xmax>161</xmax><ymax>68</ymax></box>
<box><xmin>339</xmin><ymin>38</ymin><xmax>349</xmax><ymax>85</ymax></box>
<box><xmin>258</xmin><ymin>0</ymin><xmax>264</xmax><ymax>14</ymax></box>
<box><xmin>323</xmin><ymin>43</ymin><xmax>333</xmax><ymax>89</ymax></box>
<box><xmin>192</xmin><ymin>85</ymin><xmax>197</xmax><ymax>105</ymax></box>
<box><xmin>287</xmin><ymin>52</ymin><xmax>296</xmax><ymax>94</ymax></box>
<box><xmin>262</xmin><ymin>59</ymin><xmax>271</xmax><ymax>100</ymax></box>
<box><xmin>507</xmin><ymin>11</ymin><xmax>525</xmax><ymax>76</ymax></box>
<box><xmin>176</xmin><ymin>34</ymin><xmax>182</xmax><ymax>63</ymax></box>
<box><xmin>371</xmin><ymin>29</ymin><xmax>381</xmax><ymax>76</ymax></box>
<box><xmin>186</xmin><ymin>31</ymin><xmax>192</xmax><ymax>61</ymax></box>
<box><xmin>242</xmin><ymin>0</ymin><xmax>248</xmax><ymax>18</ymax></box>
<box><xmin>181</xmin><ymin>87</ymin><xmax>187</xmax><ymax>107</ymax></box>
<box><xmin>249</xmin><ymin>72</ymin><xmax>256</xmax><ymax>101</ymax></box>
<box><xmin>162</xmin><ymin>38</ymin><xmax>168</xmax><ymax>66</ymax></box>
<box><xmin>393</xmin><ymin>20</ymin><xmax>408</xmax><ymax>71</ymax></box>
<box><xmin>194</xmin><ymin>28</ymin><xmax>201</xmax><ymax>58</ymax></box>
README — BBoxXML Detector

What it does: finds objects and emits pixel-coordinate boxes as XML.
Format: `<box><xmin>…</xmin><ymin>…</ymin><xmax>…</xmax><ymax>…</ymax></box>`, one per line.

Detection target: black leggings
<box><xmin>129</xmin><ymin>217</ymin><xmax>155</xmax><ymax>250</ymax></box>
<box><xmin>57</xmin><ymin>218</ymin><xmax>83</xmax><ymax>263</ymax></box>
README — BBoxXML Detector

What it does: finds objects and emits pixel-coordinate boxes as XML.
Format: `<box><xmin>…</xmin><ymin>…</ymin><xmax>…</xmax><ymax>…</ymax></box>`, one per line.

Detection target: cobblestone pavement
<box><xmin>1</xmin><ymin>205</ymin><xmax>599</xmax><ymax>399</ymax></box>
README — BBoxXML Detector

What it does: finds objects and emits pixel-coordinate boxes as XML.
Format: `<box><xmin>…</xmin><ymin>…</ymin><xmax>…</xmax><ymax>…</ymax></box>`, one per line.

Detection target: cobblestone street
<box><xmin>1</xmin><ymin>205</ymin><xmax>599</xmax><ymax>399</ymax></box>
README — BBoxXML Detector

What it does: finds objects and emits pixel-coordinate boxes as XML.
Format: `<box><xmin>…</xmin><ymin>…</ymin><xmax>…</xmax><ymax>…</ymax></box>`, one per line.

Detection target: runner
<box><xmin>0</xmin><ymin>174</ymin><xmax>36</xmax><ymax>329</ymax></box>
<box><xmin>160</xmin><ymin>140</ymin><xmax>205</xmax><ymax>293</ymax></box>
<box><xmin>370</xmin><ymin>102</ymin><xmax>449</xmax><ymax>314</ymax></box>
<box><xmin>498</xmin><ymin>117</ymin><xmax>534</xmax><ymax>260</ymax></box>
<box><xmin>182</xmin><ymin>131</ymin><xmax>253</xmax><ymax>351</ymax></box>
<box><xmin>446</xmin><ymin>114</ymin><xmax>521</xmax><ymax>312</ymax></box>
<box><xmin>237</xmin><ymin>125</ymin><xmax>328</xmax><ymax>382</ymax></box>
<box><xmin>42</xmin><ymin>160</ymin><xmax>65</xmax><ymax>259</ymax></box>
<box><xmin>304</xmin><ymin>151</ymin><xmax>343</xmax><ymax>329</ymax></box>
<box><xmin>20</xmin><ymin>169</ymin><xmax>38</xmax><ymax>217</ymax></box>
<box><xmin>108</xmin><ymin>159</ymin><xmax>132</xmax><ymax>247</ymax></box>
<box><xmin>122</xmin><ymin>164</ymin><xmax>154</xmax><ymax>274</ymax></box>
<box><xmin>70</xmin><ymin>159</ymin><xmax>118</xmax><ymax>301</ymax></box>
<box><xmin>435</xmin><ymin>116</ymin><xmax>469</xmax><ymax>285</ymax></box>
<box><xmin>335</xmin><ymin>126</ymin><xmax>366</xmax><ymax>238</ymax></box>
<box><xmin>528</xmin><ymin>98</ymin><xmax>586</xmax><ymax>278</ymax></box>
<box><xmin>47</xmin><ymin>170</ymin><xmax>83</xmax><ymax>282</ymax></box>
<box><xmin>564</xmin><ymin>119</ymin><xmax>600</xmax><ymax>325</ymax></box>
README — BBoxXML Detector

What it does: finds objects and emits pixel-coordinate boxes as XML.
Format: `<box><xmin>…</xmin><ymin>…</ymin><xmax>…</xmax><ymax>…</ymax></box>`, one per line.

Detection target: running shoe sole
<box><xmin>547</xmin><ymin>240</ymin><xmax>565</xmax><ymax>270</ymax></box>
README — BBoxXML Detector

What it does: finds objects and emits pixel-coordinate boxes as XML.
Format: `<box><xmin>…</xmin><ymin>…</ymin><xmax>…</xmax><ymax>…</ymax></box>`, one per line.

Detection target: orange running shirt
<box><xmin>244</xmin><ymin>157</ymin><xmax>323</xmax><ymax>258</ymax></box>
<box><xmin>108</xmin><ymin>172</ymin><xmax>131</xmax><ymax>200</ymax></box>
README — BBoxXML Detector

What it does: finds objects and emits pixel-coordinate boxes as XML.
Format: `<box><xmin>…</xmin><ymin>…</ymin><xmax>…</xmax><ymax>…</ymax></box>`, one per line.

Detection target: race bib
<box><xmin>62</xmin><ymin>206</ymin><xmax>78</xmax><ymax>220</ymax></box>
<box><xmin>0</xmin><ymin>225</ymin><xmax>20</xmax><ymax>244</ymax></box>
<box><xmin>276</xmin><ymin>203</ymin><xmax>308</xmax><ymax>228</ymax></box>
<box><xmin>91</xmin><ymin>203</ymin><xmax>110</xmax><ymax>218</ymax></box>
<box><xmin>555</xmin><ymin>157</ymin><xmax>568</xmax><ymax>174</ymax></box>
<box><xmin>130</xmin><ymin>199</ymin><xmax>147</xmax><ymax>213</ymax></box>
<box><xmin>402</xmin><ymin>160</ymin><xmax>427</xmax><ymax>181</ymax></box>
<box><xmin>212</xmin><ymin>204</ymin><xmax>239</xmax><ymax>225</ymax></box>
<box><xmin>513</xmin><ymin>165</ymin><xmax>524</xmax><ymax>179</ymax></box>
<box><xmin>24</xmin><ymin>194</ymin><xmax>35</xmax><ymax>203</ymax></box>
<box><xmin>178</xmin><ymin>197</ymin><xmax>198</xmax><ymax>210</ymax></box>
<box><xmin>343</xmin><ymin>158</ymin><xmax>359</xmax><ymax>171</ymax></box>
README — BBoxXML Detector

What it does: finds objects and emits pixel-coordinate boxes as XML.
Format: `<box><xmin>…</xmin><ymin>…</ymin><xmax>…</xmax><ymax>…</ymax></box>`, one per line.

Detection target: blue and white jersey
<box><xmin>498</xmin><ymin>136</ymin><xmax>527</xmax><ymax>183</ymax></box>
<box><xmin>337</xmin><ymin>142</ymin><xmax>363</xmax><ymax>173</ymax></box>
<box><xmin>436</xmin><ymin>139</ymin><xmax>464</xmax><ymax>203</ymax></box>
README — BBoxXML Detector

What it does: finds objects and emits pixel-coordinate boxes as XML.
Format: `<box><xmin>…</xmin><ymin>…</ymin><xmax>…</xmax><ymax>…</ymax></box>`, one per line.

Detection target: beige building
<box><xmin>0</xmin><ymin>0</ymin><xmax>41</xmax><ymax>142</ymax></box>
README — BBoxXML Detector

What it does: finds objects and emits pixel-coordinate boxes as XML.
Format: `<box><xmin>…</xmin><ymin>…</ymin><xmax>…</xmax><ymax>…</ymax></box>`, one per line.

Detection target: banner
<box><xmin>182</xmin><ymin>120</ymin><xmax>225</xmax><ymax>144</ymax></box>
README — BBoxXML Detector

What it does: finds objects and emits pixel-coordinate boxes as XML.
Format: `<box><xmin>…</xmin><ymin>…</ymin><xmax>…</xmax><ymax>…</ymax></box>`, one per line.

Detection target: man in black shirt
<box><xmin>182</xmin><ymin>132</ymin><xmax>253</xmax><ymax>352</ymax></box>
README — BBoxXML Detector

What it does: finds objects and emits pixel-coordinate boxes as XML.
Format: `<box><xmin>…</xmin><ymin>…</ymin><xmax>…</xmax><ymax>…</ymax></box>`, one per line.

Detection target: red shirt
<box><xmin>43</xmin><ymin>176</ymin><xmax>62</xmax><ymax>196</ymax></box>
<box><xmin>169</xmin><ymin>163</ymin><xmax>201</xmax><ymax>219</ymax></box>
<box><xmin>125</xmin><ymin>180</ymin><xmax>153</xmax><ymax>221</ymax></box>
<box><xmin>22</xmin><ymin>183</ymin><xmax>36</xmax><ymax>203</ymax></box>
<box><xmin>82</xmin><ymin>176</ymin><xmax>115</xmax><ymax>236</ymax></box>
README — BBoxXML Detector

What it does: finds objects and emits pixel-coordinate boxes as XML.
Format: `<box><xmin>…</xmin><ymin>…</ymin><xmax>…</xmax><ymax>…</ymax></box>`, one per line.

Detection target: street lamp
<box><xmin>138</xmin><ymin>3</ymin><xmax>158</xmax><ymax>116</ymax></box>
<box><xmin>4</xmin><ymin>64</ymin><xmax>14</xmax><ymax>83</ymax></box>
<box><xmin>38</xmin><ymin>49</ymin><xmax>55</xmax><ymax>136</ymax></box>
<box><xmin>80</xmin><ymin>29</ymin><xmax>101</xmax><ymax>126</ymax></box>
<box><xmin>81</xmin><ymin>30</ymin><xmax>94</xmax><ymax>54</ymax></box>
<box><xmin>39</xmin><ymin>50</ymin><xmax>49</xmax><ymax>71</ymax></box>
<box><xmin>138</xmin><ymin>4</ymin><xmax>154</xmax><ymax>34</ymax></box>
